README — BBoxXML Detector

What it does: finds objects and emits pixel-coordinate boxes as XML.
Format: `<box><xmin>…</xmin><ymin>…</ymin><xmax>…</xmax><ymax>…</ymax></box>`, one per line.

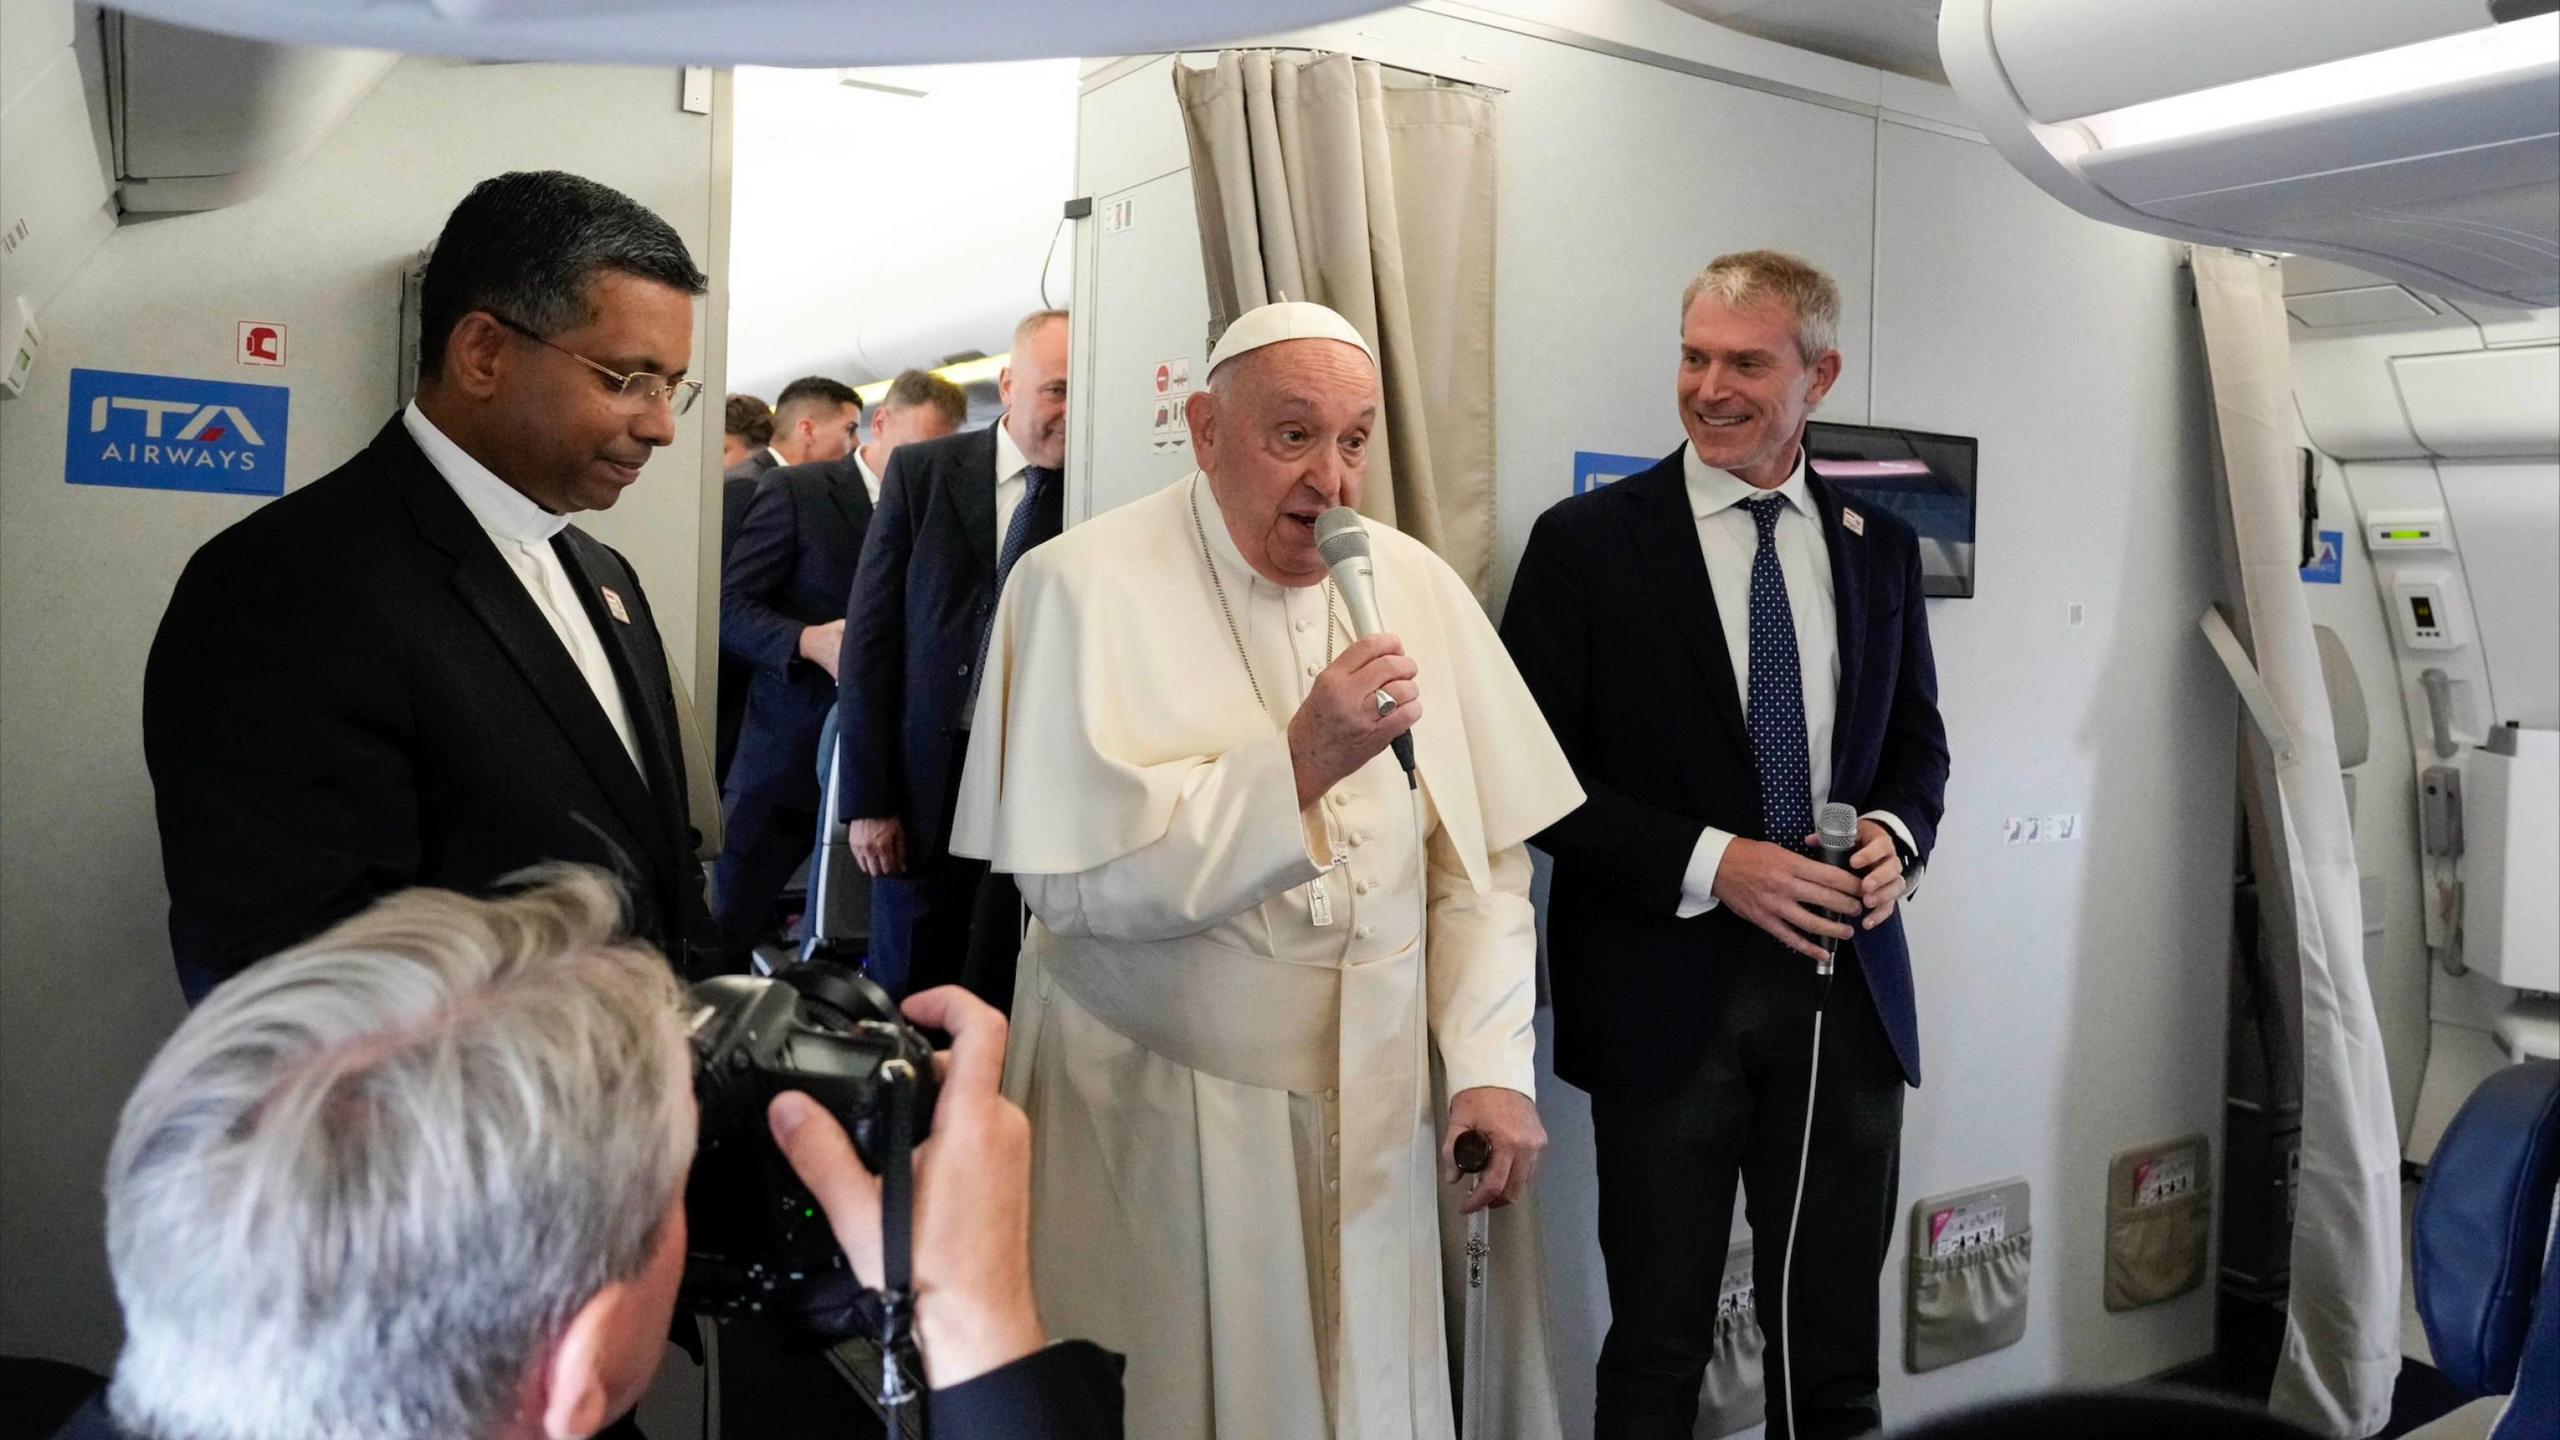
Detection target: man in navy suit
<box><xmin>838</xmin><ymin>310</ymin><xmax>1068</xmax><ymax>1006</ymax></box>
<box><xmin>718</xmin><ymin>378</ymin><xmax>856</xmax><ymax>788</ymax></box>
<box><xmin>713</xmin><ymin>369</ymin><xmax>965</xmax><ymax>967</ymax></box>
<box><xmin>1502</xmin><ymin>251</ymin><xmax>1949</xmax><ymax>1440</ymax></box>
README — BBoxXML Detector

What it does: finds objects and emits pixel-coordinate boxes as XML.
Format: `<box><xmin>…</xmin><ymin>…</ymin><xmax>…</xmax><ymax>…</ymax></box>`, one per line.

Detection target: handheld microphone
<box><xmin>1783</xmin><ymin>800</ymin><xmax>1861</xmax><ymax>1439</ymax></box>
<box><xmin>1814</xmin><ymin>801</ymin><xmax>1859</xmax><ymax>977</ymax></box>
<box><xmin>1313</xmin><ymin>507</ymin><xmax>1416</xmax><ymax>782</ymax></box>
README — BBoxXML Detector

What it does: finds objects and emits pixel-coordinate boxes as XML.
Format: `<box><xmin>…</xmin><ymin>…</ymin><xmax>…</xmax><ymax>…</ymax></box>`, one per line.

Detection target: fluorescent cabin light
<box><xmin>856</xmin><ymin>352</ymin><xmax>1009</xmax><ymax>406</ymax></box>
<box><xmin>2072</xmin><ymin>13</ymin><xmax>2558</xmax><ymax>151</ymax></box>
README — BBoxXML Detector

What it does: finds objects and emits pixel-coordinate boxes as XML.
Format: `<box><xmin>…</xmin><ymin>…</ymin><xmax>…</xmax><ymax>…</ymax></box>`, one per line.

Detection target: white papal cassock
<box><xmin>952</xmin><ymin>473</ymin><xmax>1583</xmax><ymax>1439</ymax></box>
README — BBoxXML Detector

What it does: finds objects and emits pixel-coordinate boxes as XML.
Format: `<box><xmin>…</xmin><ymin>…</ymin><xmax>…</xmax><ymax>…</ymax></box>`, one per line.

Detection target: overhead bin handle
<box><xmin>2199</xmin><ymin>606</ymin><xmax>2296</xmax><ymax>764</ymax></box>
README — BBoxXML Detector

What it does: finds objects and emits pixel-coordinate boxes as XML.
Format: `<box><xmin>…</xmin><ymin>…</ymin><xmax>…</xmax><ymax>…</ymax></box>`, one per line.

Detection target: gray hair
<box><xmin>104</xmin><ymin>868</ymin><xmax>696</xmax><ymax>1440</ymax></box>
<box><xmin>1680</xmin><ymin>249</ymin><xmax>1841</xmax><ymax>365</ymax></box>
<box><xmin>1012</xmin><ymin>308</ymin><xmax>1068</xmax><ymax>350</ymax></box>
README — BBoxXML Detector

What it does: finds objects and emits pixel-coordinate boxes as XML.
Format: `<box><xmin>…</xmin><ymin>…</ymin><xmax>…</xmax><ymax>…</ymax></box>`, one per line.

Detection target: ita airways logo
<box><xmin>65</xmin><ymin>368</ymin><xmax>289</xmax><ymax>497</ymax></box>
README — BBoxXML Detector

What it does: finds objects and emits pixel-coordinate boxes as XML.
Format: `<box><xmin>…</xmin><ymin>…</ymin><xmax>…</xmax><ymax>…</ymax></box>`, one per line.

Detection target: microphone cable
<box><xmin>1780</xmin><ymin>802</ymin><xmax>1862</xmax><ymax>1440</ymax></box>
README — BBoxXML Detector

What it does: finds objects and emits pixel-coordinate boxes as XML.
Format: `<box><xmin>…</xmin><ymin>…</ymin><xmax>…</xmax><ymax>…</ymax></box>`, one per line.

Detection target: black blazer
<box><xmin>1501</xmin><ymin>451</ymin><xmax>1950</xmax><ymax>1101</ymax></box>
<box><xmin>144</xmin><ymin>417</ymin><xmax>716</xmax><ymax>1001</ymax></box>
<box><xmin>719</xmin><ymin>455</ymin><xmax>874</xmax><ymax>809</ymax></box>
<box><xmin>838</xmin><ymin>425</ymin><xmax>1060</xmax><ymax>860</ymax></box>
<box><xmin>714</xmin><ymin>451</ymin><xmax>777</xmax><ymax>787</ymax></box>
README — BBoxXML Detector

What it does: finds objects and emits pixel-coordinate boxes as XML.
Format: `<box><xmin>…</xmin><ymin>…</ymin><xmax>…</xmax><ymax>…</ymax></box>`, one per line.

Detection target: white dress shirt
<box><xmin>992</xmin><ymin>416</ymin><xmax>1032</xmax><ymax>543</ymax></box>
<box><xmin>1676</xmin><ymin>442</ymin><xmax>1915</xmax><ymax>916</ymax></box>
<box><xmin>762</xmin><ymin>445</ymin><xmax>787</xmax><ymax>471</ymax></box>
<box><xmin>854</xmin><ymin>445</ymin><xmax>884</xmax><ymax>506</ymax></box>
<box><xmin>402</xmin><ymin>403</ymin><xmax>648</xmax><ymax>782</ymax></box>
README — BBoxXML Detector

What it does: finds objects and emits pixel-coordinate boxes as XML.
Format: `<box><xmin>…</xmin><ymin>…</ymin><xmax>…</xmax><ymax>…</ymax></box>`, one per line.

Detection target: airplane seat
<box><xmin>2410</xmin><ymin>1060</ymin><xmax>2560</xmax><ymax>1440</ymax></box>
<box><xmin>2312</xmin><ymin>625</ymin><xmax>2368</xmax><ymax>822</ymax></box>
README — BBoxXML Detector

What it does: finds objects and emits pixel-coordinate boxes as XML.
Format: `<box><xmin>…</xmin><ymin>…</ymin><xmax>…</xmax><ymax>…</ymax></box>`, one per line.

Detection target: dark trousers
<box><xmin>713</xmin><ymin>788</ymin><xmax>816</xmax><ymax>971</ymax></box>
<box><xmin>866</xmin><ymin>739</ymin><xmax>1025</xmax><ymax>1010</ymax></box>
<box><xmin>1591</xmin><ymin>947</ymin><xmax>1906</xmax><ymax>1440</ymax></box>
<box><xmin>868</xmin><ymin>850</ymin><xmax>1022</xmax><ymax>1009</ymax></box>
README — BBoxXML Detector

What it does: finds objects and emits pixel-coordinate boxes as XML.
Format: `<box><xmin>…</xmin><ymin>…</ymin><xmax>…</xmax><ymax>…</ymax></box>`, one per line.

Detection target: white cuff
<box><xmin>1861</xmin><ymin>809</ymin><xmax>1921</xmax><ymax>899</ymax></box>
<box><xmin>1676</xmin><ymin>826</ymin><xmax>1736</xmax><ymax>919</ymax></box>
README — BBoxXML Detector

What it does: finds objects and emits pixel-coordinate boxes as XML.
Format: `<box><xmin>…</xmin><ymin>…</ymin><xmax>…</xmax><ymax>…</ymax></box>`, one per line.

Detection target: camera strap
<box><xmin>876</xmin><ymin>1063</ymin><xmax>923</xmax><ymax>1421</ymax></box>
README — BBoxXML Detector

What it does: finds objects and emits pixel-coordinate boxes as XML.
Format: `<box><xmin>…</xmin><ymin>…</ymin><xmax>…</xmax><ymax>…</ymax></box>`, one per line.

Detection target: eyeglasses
<box><xmin>487</xmin><ymin>312</ymin><xmax>705</xmax><ymax>417</ymax></box>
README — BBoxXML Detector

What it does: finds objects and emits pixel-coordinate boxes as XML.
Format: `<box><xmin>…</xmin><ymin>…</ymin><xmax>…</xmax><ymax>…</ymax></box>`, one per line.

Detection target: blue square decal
<box><xmin>65</xmin><ymin>368</ymin><xmax>288</xmax><ymax>497</ymax></box>
<box><xmin>1573</xmin><ymin>450</ymin><xmax>1656</xmax><ymax>495</ymax></box>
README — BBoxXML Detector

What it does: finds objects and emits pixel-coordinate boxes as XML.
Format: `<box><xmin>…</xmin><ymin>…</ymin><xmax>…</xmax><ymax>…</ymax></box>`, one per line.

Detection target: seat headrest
<box><xmin>2416</xmin><ymin>1060</ymin><xmax>2560</xmax><ymax>1397</ymax></box>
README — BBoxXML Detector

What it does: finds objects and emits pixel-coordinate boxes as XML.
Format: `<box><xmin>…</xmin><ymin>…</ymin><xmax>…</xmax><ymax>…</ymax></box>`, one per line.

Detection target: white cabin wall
<box><xmin>0</xmin><ymin>56</ymin><xmax>726</xmax><ymax>1404</ymax></box>
<box><xmin>1071</xmin><ymin>5</ymin><xmax>2233</xmax><ymax>1432</ymax></box>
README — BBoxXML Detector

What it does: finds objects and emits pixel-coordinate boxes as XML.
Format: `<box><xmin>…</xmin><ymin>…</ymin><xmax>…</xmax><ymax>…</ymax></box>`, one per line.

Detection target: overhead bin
<box><xmin>1942</xmin><ymin>0</ymin><xmax>2560</xmax><ymax>310</ymax></box>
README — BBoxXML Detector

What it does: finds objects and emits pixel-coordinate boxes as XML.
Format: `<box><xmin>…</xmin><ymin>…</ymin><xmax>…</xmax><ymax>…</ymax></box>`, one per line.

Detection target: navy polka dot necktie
<box><xmin>1742</xmin><ymin>494</ymin><xmax>1813</xmax><ymax>853</ymax></box>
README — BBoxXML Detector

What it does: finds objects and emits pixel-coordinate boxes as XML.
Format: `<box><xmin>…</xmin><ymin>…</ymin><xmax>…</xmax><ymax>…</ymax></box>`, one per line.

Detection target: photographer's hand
<box><xmin>768</xmin><ymin>986</ymin><xmax>1044</xmax><ymax>1389</ymax></box>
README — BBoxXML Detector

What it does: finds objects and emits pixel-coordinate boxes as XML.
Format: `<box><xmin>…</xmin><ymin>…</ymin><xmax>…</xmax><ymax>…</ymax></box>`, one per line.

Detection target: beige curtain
<box><xmin>2193</xmin><ymin>247</ymin><xmax>2401</xmax><ymax>1440</ymax></box>
<box><xmin>1175</xmin><ymin>50</ymin><xmax>1501</xmax><ymax>600</ymax></box>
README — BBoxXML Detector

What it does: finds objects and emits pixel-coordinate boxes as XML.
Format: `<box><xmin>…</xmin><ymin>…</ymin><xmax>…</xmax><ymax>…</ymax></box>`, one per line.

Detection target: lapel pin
<box><xmin>600</xmin><ymin>587</ymin><xmax>631</xmax><ymax>625</ymax></box>
<box><xmin>1841</xmin><ymin>508</ymin><xmax>1866</xmax><ymax>537</ymax></box>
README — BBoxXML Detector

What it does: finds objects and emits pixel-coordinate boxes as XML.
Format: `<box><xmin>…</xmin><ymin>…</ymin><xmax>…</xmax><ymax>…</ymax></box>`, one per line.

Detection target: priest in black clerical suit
<box><xmin>144</xmin><ymin>170</ymin><xmax>719</xmax><ymax>1002</ymax></box>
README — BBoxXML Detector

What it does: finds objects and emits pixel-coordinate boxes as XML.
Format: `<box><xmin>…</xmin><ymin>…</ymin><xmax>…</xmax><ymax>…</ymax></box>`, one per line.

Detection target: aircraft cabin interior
<box><xmin>0</xmin><ymin>1</ymin><xmax>2553</xmax><ymax>1439</ymax></box>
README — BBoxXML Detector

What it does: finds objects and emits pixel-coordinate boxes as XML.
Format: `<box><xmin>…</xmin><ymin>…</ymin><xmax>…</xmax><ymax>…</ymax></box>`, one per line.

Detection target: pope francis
<box><xmin>950</xmin><ymin>300</ymin><xmax>1584</xmax><ymax>1439</ymax></box>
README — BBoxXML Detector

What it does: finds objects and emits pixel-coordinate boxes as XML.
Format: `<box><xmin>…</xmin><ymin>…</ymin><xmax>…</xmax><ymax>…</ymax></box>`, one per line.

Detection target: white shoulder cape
<box><xmin>952</xmin><ymin>475</ymin><xmax>1581</xmax><ymax>892</ymax></box>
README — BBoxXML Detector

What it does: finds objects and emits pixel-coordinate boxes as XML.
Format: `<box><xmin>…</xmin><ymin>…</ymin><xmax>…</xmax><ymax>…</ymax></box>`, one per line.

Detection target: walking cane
<box><xmin>1453</xmin><ymin>1128</ymin><xmax>1494</xmax><ymax>1440</ymax></box>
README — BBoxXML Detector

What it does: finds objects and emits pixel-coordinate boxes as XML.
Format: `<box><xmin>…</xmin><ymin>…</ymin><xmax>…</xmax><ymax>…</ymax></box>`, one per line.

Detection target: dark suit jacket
<box><xmin>53</xmin><ymin>1343</ymin><xmax>1125</xmax><ymax>1440</ymax></box>
<box><xmin>144</xmin><ymin>417</ymin><xmax>717</xmax><ymax>1001</ymax></box>
<box><xmin>1500</xmin><ymin>450</ymin><xmax>1950</xmax><ymax>1101</ymax></box>
<box><xmin>719</xmin><ymin>455</ymin><xmax>874</xmax><ymax>810</ymax></box>
<box><xmin>836</xmin><ymin>425</ymin><xmax>1023</xmax><ymax>860</ymax></box>
<box><xmin>715</xmin><ymin>449</ymin><xmax>780</xmax><ymax>787</ymax></box>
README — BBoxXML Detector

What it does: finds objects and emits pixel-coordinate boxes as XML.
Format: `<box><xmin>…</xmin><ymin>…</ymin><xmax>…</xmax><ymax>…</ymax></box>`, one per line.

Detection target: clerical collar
<box><xmin>1682</xmin><ymin>442</ymin><xmax>1812</xmax><ymax>523</ymax></box>
<box><xmin>403</xmin><ymin>402</ymin><xmax>569</xmax><ymax>547</ymax></box>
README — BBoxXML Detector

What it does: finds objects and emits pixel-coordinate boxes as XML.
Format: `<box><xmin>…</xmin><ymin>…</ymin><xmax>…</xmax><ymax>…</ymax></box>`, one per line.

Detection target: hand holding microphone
<box><xmin>1314</xmin><ymin>507</ymin><xmax>1418</xmax><ymax>786</ymax></box>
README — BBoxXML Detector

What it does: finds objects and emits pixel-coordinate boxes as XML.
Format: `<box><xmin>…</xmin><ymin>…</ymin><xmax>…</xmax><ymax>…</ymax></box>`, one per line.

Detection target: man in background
<box><xmin>722</xmin><ymin>392</ymin><xmax>773</xmax><ymax>472</ymax></box>
<box><xmin>1501</xmin><ymin>251</ymin><xmax>1948</xmax><ymax>1439</ymax></box>
<box><xmin>838</xmin><ymin>311</ymin><xmax>1067</xmax><ymax>1005</ymax></box>
<box><xmin>144</xmin><ymin>169</ymin><xmax>718</xmax><ymax>1000</ymax></box>
<box><xmin>729</xmin><ymin>375</ymin><xmax>861</xmax><ymax>484</ymax></box>
<box><xmin>715</xmin><ymin>369</ymin><xmax>966</xmax><ymax>968</ymax></box>
<box><xmin>717</xmin><ymin>392</ymin><xmax>774</xmax><ymax>784</ymax></box>
<box><xmin>62</xmin><ymin>869</ymin><xmax>1123</xmax><ymax>1440</ymax></box>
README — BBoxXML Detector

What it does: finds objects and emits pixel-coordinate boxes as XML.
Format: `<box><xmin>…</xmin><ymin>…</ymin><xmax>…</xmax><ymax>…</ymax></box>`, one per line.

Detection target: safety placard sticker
<box><xmin>1927</xmin><ymin>1199</ymin><xmax>2008</xmax><ymax>1257</ymax></box>
<box><xmin>2132</xmin><ymin>1145</ymin><xmax>2201</xmax><ymax>1207</ymax></box>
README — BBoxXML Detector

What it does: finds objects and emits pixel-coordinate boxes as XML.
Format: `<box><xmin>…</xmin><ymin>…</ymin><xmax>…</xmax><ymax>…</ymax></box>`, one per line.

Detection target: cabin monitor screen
<box><xmin>1803</xmin><ymin>421</ymin><xmax>1978</xmax><ymax>599</ymax></box>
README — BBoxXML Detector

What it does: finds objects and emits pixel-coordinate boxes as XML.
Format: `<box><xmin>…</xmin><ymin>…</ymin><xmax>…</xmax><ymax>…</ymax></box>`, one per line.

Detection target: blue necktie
<box><xmin>1742</xmin><ymin>494</ymin><xmax>1813</xmax><ymax>853</ymax></box>
<box><xmin>973</xmin><ymin>465</ymin><xmax>1057</xmax><ymax>691</ymax></box>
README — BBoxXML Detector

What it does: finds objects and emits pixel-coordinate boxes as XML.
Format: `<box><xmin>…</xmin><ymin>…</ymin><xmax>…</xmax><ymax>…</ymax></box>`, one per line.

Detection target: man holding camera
<box><xmin>58</xmin><ymin>868</ymin><xmax>1119</xmax><ymax>1440</ymax></box>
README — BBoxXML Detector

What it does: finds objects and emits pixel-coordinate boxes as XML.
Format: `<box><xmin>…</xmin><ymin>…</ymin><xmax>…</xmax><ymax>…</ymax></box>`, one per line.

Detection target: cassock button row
<box><xmin>1305</xmin><ymin>663</ymin><xmax>1320</xmax><ymax>677</ymax></box>
<box><xmin>1296</xmin><ymin>617</ymin><xmax>1313</xmax><ymax>631</ymax></box>
<box><xmin>1356</xmin><ymin>879</ymin><xmax>1377</xmax><ymax>894</ymax></box>
<box><xmin>1354</xmin><ymin>924</ymin><xmax>1372</xmax><ymax>940</ymax></box>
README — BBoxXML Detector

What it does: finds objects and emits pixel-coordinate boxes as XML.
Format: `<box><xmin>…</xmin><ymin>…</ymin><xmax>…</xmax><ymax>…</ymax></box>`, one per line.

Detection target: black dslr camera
<box><xmin>677</xmin><ymin>953</ymin><xmax>938</xmax><ymax>1340</ymax></box>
